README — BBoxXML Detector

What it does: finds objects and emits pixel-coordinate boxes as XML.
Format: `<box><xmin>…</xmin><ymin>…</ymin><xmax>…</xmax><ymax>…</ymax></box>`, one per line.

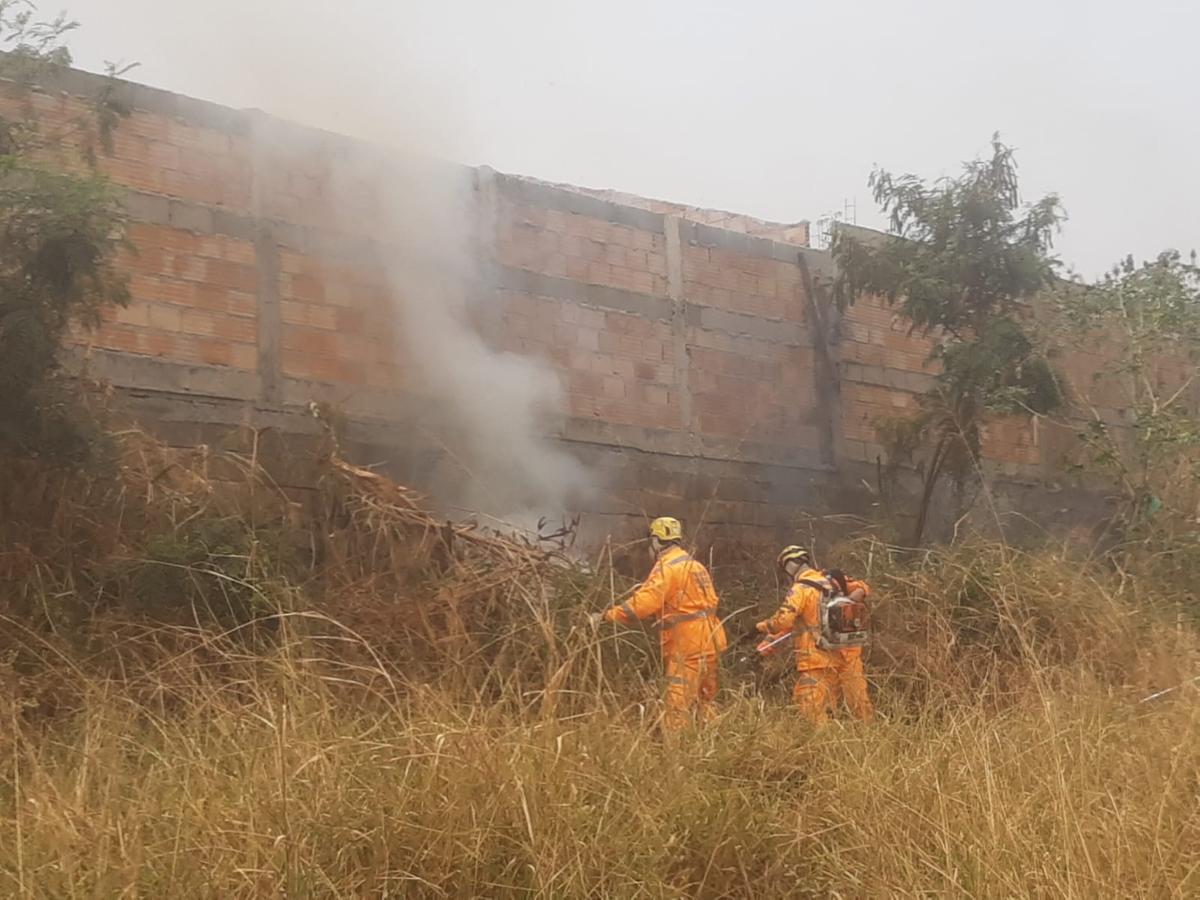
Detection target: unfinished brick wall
<box><xmin>99</xmin><ymin>223</ymin><xmax>258</xmax><ymax>367</ymax></box>
<box><xmin>558</xmin><ymin>183</ymin><xmax>811</xmax><ymax>246</ymax></box>
<box><xmin>28</xmin><ymin>66</ymin><xmax>1111</xmax><ymax>542</ymax></box>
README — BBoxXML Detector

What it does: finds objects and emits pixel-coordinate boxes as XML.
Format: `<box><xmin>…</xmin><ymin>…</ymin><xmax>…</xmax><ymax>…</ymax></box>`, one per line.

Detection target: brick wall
<box><xmin>29</xmin><ymin>66</ymin><xmax>1113</xmax><ymax>544</ymax></box>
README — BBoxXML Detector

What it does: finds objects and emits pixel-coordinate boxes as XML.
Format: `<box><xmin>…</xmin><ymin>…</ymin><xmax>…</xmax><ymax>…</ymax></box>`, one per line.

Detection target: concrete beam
<box><xmin>123</xmin><ymin>188</ymin><xmax>258</xmax><ymax>242</ymax></box>
<box><xmin>685</xmin><ymin>304</ymin><xmax>810</xmax><ymax>345</ymax></box>
<box><xmin>493</xmin><ymin>264</ymin><xmax>673</xmax><ymax>321</ymax></box>
<box><xmin>558</xmin><ymin>415</ymin><xmax>830</xmax><ymax>472</ymax></box>
<box><xmin>841</xmin><ymin>362</ymin><xmax>935</xmax><ymax>394</ymax></box>
<box><xmin>492</xmin><ymin>173</ymin><xmax>666</xmax><ymax>234</ymax></box>
<box><xmin>64</xmin><ymin>347</ymin><xmax>259</xmax><ymax>401</ymax></box>
<box><xmin>122</xmin><ymin>191</ymin><xmax>169</xmax><ymax>225</ymax></box>
<box><xmin>38</xmin><ymin>64</ymin><xmax>252</xmax><ymax>136</ymax></box>
<box><xmin>686</xmin><ymin>327</ymin><xmax>813</xmax><ymax>360</ymax></box>
<box><xmin>84</xmin><ymin>362</ymin><xmax>837</xmax><ymax>482</ymax></box>
<box><xmin>76</xmin><ymin>348</ymin><xmax>832</xmax><ymax>475</ymax></box>
<box><xmin>679</xmin><ymin>220</ymin><xmax>822</xmax><ymax>265</ymax></box>
<box><xmin>278</xmin><ymin>377</ymin><xmax>418</xmax><ymax>424</ymax></box>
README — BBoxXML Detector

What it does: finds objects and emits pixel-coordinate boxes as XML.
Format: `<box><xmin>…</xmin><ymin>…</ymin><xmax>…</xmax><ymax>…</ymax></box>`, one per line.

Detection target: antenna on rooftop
<box><xmin>813</xmin><ymin>197</ymin><xmax>857</xmax><ymax>250</ymax></box>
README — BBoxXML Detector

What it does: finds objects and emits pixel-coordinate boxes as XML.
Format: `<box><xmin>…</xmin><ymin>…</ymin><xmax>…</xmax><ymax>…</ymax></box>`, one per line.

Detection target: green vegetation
<box><xmin>1052</xmin><ymin>251</ymin><xmax>1200</xmax><ymax>551</ymax></box>
<box><xmin>0</xmin><ymin>0</ymin><xmax>130</xmax><ymax>461</ymax></box>
<box><xmin>832</xmin><ymin>137</ymin><xmax>1063</xmax><ymax>544</ymax></box>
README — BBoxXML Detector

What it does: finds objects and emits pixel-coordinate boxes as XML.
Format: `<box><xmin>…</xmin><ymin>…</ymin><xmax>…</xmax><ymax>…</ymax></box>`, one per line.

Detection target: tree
<box><xmin>831</xmin><ymin>137</ymin><xmax>1063</xmax><ymax>545</ymax></box>
<box><xmin>0</xmin><ymin>0</ymin><xmax>131</xmax><ymax>461</ymax></box>
<box><xmin>1052</xmin><ymin>251</ymin><xmax>1200</xmax><ymax>547</ymax></box>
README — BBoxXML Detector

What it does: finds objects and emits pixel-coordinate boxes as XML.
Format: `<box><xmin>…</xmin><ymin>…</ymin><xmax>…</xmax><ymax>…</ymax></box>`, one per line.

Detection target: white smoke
<box><xmin>324</xmin><ymin>145</ymin><xmax>592</xmax><ymax>530</ymax></box>
<box><xmin>158</xmin><ymin>7</ymin><xmax>596</xmax><ymax>534</ymax></box>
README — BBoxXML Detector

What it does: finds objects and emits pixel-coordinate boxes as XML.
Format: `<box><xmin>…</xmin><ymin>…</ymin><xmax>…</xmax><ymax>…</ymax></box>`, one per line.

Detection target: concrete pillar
<box><xmin>798</xmin><ymin>250</ymin><xmax>841</xmax><ymax>469</ymax></box>
<box><xmin>247</xmin><ymin>112</ymin><xmax>283</xmax><ymax>405</ymax></box>
<box><xmin>663</xmin><ymin>215</ymin><xmax>695</xmax><ymax>449</ymax></box>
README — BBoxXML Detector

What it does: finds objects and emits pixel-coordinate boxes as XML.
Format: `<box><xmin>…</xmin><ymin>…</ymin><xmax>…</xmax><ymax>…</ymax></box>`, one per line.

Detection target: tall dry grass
<box><xmin>3</xmin><ymin>633</ymin><xmax>1199</xmax><ymax>897</ymax></box>
<box><xmin>3</xmin><ymin>428</ymin><xmax>1200</xmax><ymax>896</ymax></box>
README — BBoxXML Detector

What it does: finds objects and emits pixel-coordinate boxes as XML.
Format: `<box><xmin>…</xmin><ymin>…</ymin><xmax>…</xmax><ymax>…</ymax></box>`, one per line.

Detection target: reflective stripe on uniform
<box><xmin>658</xmin><ymin>609</ymin><xmax>715</xmax><ymax>630</ymax></box>
<box><xmin>665</xmin><ymin>675</ymin><xmax>689</xmax><ymax>686</ymax></box>
<box><xmin>667</xmin><ymin>554</ymin><xmax>695</xmax><ymax>567</ymax></box>
<box><xmin>619</xmin><ymin>602</ymin><xmax>637</xmax><ymax>621</ymax></box>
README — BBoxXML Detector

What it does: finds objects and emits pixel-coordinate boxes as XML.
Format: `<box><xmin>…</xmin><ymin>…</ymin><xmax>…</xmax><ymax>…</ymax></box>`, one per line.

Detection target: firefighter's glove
<box><xmin>585</xmin><ymin>612</ymin><xmax>604</xmax><ymax>629</ymax></box>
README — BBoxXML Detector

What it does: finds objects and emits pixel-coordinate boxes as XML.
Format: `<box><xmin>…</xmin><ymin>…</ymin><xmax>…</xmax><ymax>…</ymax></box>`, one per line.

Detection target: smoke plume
<box><xmin>324</xmin><ymin>144</ymin><xmax>592</xmax><ymax>530</ymax></box>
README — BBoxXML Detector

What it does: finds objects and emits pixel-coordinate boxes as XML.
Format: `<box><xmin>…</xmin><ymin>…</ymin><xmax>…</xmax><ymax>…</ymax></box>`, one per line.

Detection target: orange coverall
<box><xmin>603</xmin><ymin>544</ymin><xmax>728</xmax><ymax>729</ymax></box>
<box><xmin>757</xmin><ymin>569</ymin><xmax>873</xmax><ymax>725</ymax></box>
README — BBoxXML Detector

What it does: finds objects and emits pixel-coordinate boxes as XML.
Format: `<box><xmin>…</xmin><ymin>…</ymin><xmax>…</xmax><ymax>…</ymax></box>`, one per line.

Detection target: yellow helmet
<box><xmin>777</xmin><ymin>545</ymin><xmax>811</xmax><ymax>570</ymax></box>
<box><xmin>648</xmin><ymin>516</ymin><xmax>683</xmax><ymax>542</ymax></box>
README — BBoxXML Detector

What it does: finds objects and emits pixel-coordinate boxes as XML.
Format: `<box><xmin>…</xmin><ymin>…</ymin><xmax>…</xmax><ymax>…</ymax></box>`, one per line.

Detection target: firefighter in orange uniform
<box><xmin>823</xmin><ymin>568</ymin><xmax>875</xmax><ymax>722</ymax></box>
<box><xmin>591</xmin><ymin>517</ymin><xmax>728</xmax><ymax>730</ymax></box>
<box><xmin>755</xmin><ymin>546</ymin><xmax>873</xmax><ymax>725</ymax></box>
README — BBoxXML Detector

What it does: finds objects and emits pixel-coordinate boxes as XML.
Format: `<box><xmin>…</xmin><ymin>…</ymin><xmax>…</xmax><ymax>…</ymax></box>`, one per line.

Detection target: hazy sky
<box><xmin>64</xmin><ymin>0</ymin><xmax>1199</xmax><ymax>277</ymax></box>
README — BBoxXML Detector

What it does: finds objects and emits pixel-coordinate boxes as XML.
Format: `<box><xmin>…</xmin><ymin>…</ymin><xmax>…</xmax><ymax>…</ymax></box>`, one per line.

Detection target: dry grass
<box><xmin>3</xmin><ymin>428</ymin><xmax>1200</xmax><ymax>897</ymax></box>
<box><xmin>3</xmin><ymin>647</ymin><xmax>1199</xmax><ymax>897</ymax></box>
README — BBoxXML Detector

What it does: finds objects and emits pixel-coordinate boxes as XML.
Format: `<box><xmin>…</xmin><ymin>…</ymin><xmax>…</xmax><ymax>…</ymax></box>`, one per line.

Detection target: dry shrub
<box><xmin>4</xmin><ymin>425</ymin><xmax>1198</xmax><ymax>718</ymax></box>
<box><xmin>0</xmin><ymin>424</ymin><xmax>644</xmax><ymax>718</ymax></box>
<box><xmin>832</xmin><ymin>538</ymin><xmax>1200</xmax><ymax>711</ymax></box>
<box><xmin>4</xmin><ymin>426</ymin><xmax>1200</xmax><ymax>895</ymax></box>
<box><xmin>314</xmin><ymin>452</ymin><xmax>593</xmax><ymax>678</ymax></box>
<box><xmin>2</xmin><ymin>651</ymin><xmax>1199</xmax><ymax>897</ymax></box>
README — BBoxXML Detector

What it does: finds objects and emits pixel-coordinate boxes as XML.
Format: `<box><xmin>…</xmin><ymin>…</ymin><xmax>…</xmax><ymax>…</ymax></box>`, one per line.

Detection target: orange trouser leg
<box><xmin>664</xmin><ymin>655</ymin><xmax>719</xmax><ymax>730</ymax></box>
<box><xmin>793</xmin><ymin>668</ymin><xmax>836</xmax><ymax>726</ymax></box>
<box><xmin>837</xmin><ymin>655</ymin><xmax>874</xmax><ymax>722</ymax></box>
